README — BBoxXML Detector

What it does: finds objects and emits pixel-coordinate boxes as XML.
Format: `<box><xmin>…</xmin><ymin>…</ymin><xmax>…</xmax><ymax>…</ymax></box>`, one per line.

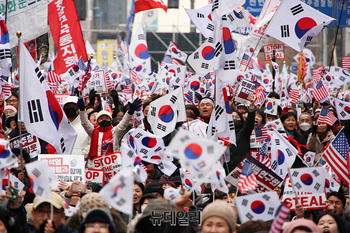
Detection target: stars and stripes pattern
<box><xmin>317</xmin><ymin>107</ymin><xmax>337</xmax><ymax>126</ymax></box>
<box><xmin>256</xmin><ymin>142</ymin><xmax>271</xmax><ymax>168</ymax></box>
<box><xmin>240</xmin><ymin>53</ymin><xmax>253</xmax><ymax>69</ymax></box>
<box><xmin>288</xmin><ymin>88</ymin><xmax>299</xmax><ymax>104</ymax></box>
<box><xmin>312</xmin><ymin>66</ymin><xmax>325</xmax><ymax>83</ymax></box>
<box><xmin>269</xmin><ymin>202</ymin><xmax>290</xmax><ymax>233</ymax></box>
<box><xmin>312</xmin><ymin>80</ymin><xmax>329</xmax><ymax>102</ymax></box>
<box><xmin>47</xmin><ymin>71</ymin><xmax>63</xmax><ymax>83</ymax></box>
<box><xmin>238</xmin><ymin>160</ymin><xmax>257</xmax><ymax>192</ymax></box>
<box><xmin>342</xmin><ymin>56</ymin><xmax>350</xmax><ymax>69</ymax></box>
<box><xmin>255</xmin><ymin>125</ymin><xmax>268</xmax><ymax>143</ymax></box>
<box><xmin>105</xmin><ymin>71</ymin><xmax>113</xmax><ymax>90</ymax></box>
<box><xmin>254</xmin><ymin>86</ymin><xmax>268</xmax><ymax>106</ymax></box>
<box><xmin>323</xmin><ymin>129</ymin><xmax>350</xmax><ymax>186</ymax></box>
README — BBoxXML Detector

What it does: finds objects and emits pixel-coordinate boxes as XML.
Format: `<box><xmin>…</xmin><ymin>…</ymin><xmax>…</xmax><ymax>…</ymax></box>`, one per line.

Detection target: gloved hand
<box><xmin>110</xmin><ymin>89</ymin><xmax>120</xmax><ymax>107</ymax></box>
<box><xmin>89</xmin><ymin>89</ymin><xmax>97</xmax><ymax>106</ymax></box>
<box><xmin>128</xmin><ymin>98</ymin><xmax>142</xmax><ymax>115</ymax></box>
<box><xmin>110</xmin><ymin>89</ymin><xmax>118</xmax><ymax>98</ymax></box>
<box><xmin>77</xmin><ymin>98</ymin><xmax>85</xmax><ymax>111</ymax></box>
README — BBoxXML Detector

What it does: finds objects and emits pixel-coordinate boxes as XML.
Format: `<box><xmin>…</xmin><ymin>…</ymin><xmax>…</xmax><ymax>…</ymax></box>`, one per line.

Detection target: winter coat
<box><xmin>307</xmin><ymin>130</ymin><xmax>335</xmax><ymax>163</ymax></box>
<box><xmin>80</xmin><ymin>110</ymin><xmax>132</xmax><ymax>155</ymax></box>
<box><xmin>70</xmin><ymin>115</ymin><xmax>90</xmax><ymax>156</ymax></box>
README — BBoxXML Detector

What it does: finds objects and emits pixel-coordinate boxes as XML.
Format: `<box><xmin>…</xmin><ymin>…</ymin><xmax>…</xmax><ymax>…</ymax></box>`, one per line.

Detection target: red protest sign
<box><xmin>263</xmin><ymin>44</ymin><xmax>285</xmax><ymax>61</ymax></box>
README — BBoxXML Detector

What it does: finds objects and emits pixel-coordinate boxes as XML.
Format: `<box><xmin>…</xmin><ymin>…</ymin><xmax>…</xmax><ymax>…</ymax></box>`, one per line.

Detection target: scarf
<box><xmin>88</xmin><ymin>124</ymin><xmax>113</xmax><ymax>160</ymax></box>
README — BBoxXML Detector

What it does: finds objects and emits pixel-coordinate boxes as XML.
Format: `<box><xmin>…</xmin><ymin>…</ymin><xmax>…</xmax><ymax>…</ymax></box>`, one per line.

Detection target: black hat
<box><xmin>79</xmin><ymin>209</ymin><xmax>116</xmax><ymax>233</ymax></box>
<box><xmin>144</xmin><ymin>182</ymin><xmax>164</xmax><ymax>197</ymax></box>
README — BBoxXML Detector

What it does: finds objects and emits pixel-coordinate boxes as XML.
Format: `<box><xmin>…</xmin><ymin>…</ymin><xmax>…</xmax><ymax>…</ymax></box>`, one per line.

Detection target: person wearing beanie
<box><xmin>0</xmin><ymin>209</ymin><xmax>24</xmax><ymax>233</ymax></box>
<box><xmin>201</xmin><ymin>200</ymin><xmax>237</xmax><ymax>233</ymax></box>
<box><xmin>282</xmin><ymin>219</ymin><xmax>318</xmax><ymax>233</ymax></box>
<box><xmin>66</xmin><ymin>192</ymin><xmax>127</xmax><ymax>233</ymax></box>
<box><xmin>63</xmin><ymin>95</ymin><xmax>90</xmax><ymax>156</ymax></box>
<box><xmin>77</xmin><ymin>97</ymin><xmax>142</xmax><ymax>161</ymax></box>
<box><xmin>79</xmin><ymin>209</ymin><xmax>116</xmax><ymax>233</ymax></box>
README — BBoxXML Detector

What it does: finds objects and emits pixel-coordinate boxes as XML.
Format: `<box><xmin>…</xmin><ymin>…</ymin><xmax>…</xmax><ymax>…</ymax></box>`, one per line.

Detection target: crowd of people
<box><xmin>0</xmin><ymin>85</ymin><xmax>349</xmax><ymax>233</ymax></box>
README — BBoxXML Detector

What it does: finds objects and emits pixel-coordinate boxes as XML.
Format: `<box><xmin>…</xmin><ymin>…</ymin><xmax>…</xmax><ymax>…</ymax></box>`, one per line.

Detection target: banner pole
<box><xmin>17</xmin><ymin>31</ymin><xmax>24</xmax><ymax>172</ymax></box>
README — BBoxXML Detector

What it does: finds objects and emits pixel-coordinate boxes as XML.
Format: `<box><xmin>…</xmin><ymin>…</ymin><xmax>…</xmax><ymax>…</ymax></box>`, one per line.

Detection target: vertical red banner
<box><xmin>48</xmin><ymin>0</ymin><xmax>87</xmax><ymax>75</ymax></box>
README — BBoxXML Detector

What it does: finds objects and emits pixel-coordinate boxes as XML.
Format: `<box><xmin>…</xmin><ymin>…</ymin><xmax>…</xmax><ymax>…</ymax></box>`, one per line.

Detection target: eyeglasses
<box><xmin>85</xmin><ymin>223</ymin><xmax>109</xmax><ymax>231</ymax></box>
<box><xmin>6</xmin><ymin>99</ymin><xmax>18</xmax><ymax>104</ymax></box>
<box><xmin>35</xmin><ymin>208</ymin><xmax>63</xmax><ymax>217</ymax></box>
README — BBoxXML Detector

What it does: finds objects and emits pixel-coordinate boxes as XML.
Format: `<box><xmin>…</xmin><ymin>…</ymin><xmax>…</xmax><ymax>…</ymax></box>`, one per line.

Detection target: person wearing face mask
<box><xmin>227</xmin><ymin>95</ymin><xmax>256</xmax><ymax>171</ymax></box>
<box><xmin>307</xmin><ymin>121</ymin><xmax>335</xmax><ymax>164</ymax></box>
<box><xmin>63</xmin><ymin>96</ymin><xmax>90</xmax><ymax>156</ymax></box>
<box><xmin>78</xmin><ymin>97</ymin><xmax>142</xmax><ymax>162</ymax></box>
<box><xmin>298</xmin><ymin>112</ymin><xmax>313</xmax><ymax>140</ymax></box>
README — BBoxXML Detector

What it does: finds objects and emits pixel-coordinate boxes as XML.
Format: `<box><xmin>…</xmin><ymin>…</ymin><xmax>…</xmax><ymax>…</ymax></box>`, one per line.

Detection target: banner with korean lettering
<box><xmin>48</xmin><ymin>0</ymin><xmax>87</xmax><ymax>74</ymax></box>
<box><xmin>225</xmin><ymin>154</ymin><xmax>282</xmax><ymax>192</ymax></box>
<box><xmin>91</xmin><ymin>152</ymin><xmax>122</xmax><ymax>182</ymax></box>
<box><xmin>9</xmin><ymin>133</ymin><xmax>40</xmax><ymax>159</ymax></box>
<box><xmin>97</xmin><ymin>40</ymin><xmax>114</xmax><ymax>70</ymax></box>
<box><xmin>38</xmin><ymin>154</ymin><xmax>85</xmax><ymax>183</ymax></box>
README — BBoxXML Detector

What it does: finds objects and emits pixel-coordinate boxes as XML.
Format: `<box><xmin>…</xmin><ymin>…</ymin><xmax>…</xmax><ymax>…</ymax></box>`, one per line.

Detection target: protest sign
<box><xmin>282</xmin><ymin>177</ymin><xmax>327</xmax><ymax>211</ymax></box>
<box><xmin>225</xmin><ymin>154</ymin><xmax>282</xmax><ymax>192</ymax></box>
<box><xmin>235</xmin><ymin>79</ymin><xmax>255</xmax><ymax>105</ymax></box>
<box><xmin>85</xmin><ymin>169</ymin><xmax>105</xmax><ymax>186</ymax></box>
<box><xmin>38</xmin><ymin>154</ymin><xmax>85</xmax><ymax>183</ymax></box>
<box><xmin>55</xmin><ymin>94</ymin><xmax>70</xmax><ymax>106</ymax></box>
<box><xmin>92</xmin><ymin>152</ymin><xmax>122</xmax><ymax>182</ymax></box>
<box><xmin>263</xmin><ymin>44</ymin><xmax>285</xmax><ymax>61</ymax></box>
<box><xmin>9</xmin><ymin>133</ymin><xmax>40</xmax><ymax>159</ymax></box>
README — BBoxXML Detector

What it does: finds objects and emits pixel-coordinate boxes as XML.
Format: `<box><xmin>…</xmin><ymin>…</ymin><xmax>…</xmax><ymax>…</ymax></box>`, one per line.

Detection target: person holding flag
<box><xmin>77</xmin><ymin>97</ymin><xmax>142</xmax><ymax>161</ymax></box>
<box><xmin>307</xmin><ymin>121</ymin><xmax>335</xmax><ymax>164</ymax></box>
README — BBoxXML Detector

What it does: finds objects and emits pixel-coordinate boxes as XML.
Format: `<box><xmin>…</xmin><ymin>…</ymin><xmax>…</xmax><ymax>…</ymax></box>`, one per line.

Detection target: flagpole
<box><xmin>287</xmin><ymin>167</ymin><xmax>298</xmax><ymax>200</ymax></box>
<box><xmin>17</xmin><ymin>31</ymin><xmax>24</xmax><ymax>173</ymax></box>
<box><xmin>328</xmin><ymin>0</ymin><xmax>345</xmax><ymax>69</ymax></box>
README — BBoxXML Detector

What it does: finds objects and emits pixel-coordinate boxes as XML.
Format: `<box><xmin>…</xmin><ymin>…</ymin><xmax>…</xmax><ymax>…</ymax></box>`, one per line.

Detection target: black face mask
<box><xmin>99</xmin><ymin>120</ymin><xmax>111</xmax><ymax>127</ymax></box>
<box><xmin>233</xmin><ymin>119</ymin><xmax>242</xmax><ymax>127</ymax></box>
<box><xmin>64</xmin><ymin>108</ymin><xmax>78</xmax><ymax>118</ymax></box>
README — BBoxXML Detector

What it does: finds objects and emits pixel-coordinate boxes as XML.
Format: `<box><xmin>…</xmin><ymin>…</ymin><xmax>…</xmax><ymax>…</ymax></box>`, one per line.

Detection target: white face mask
<box><xmin>299</xmin><ymin>123</ymin><xmax>312</xmax><ymax>131</ymax></box>
<box><xmin>141</xmin><ymin>205</ymin><xmax>147</xmax><ymax>213</ymax></box>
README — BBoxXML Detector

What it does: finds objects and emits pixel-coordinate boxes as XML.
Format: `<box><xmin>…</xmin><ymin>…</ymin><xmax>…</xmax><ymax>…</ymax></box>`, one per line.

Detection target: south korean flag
<box><xmin>147</xmin><ymin>87</ymin><xmax>186</xmax><ymax>138</ymax></box>
<box><xmin>235</xmin><ymin>191</ymin><xmax>280</xmax><ymax>223</ymax></box>
<box><xmin>207</xmin><ymin>79</ymin><xmax>236</xmax><ymax>145</ymax></box>
<box><xmin>187</xmin><ymin>29</ymin><xmax>223</xmax><ymax>76</ymax></box>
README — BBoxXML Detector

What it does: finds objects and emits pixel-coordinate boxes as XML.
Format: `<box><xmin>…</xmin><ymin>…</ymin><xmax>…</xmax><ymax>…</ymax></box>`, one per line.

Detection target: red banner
<box><xmin>48</xmin><ymin>0</ymin><xmax>87</xmax><ymax>75</ymax></box>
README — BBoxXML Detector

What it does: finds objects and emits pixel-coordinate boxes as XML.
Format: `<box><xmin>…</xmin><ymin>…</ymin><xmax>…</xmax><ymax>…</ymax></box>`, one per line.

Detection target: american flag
<box><xmin>78</xmin><ymin>59</ymin><xmax>92</xmax><ymax>92</ymax></box>
<box><xmin>238</xmin><ymin>160</ymin><xmax>257</xmax><ymax>192</ymax></box>
<box><xmin>269</xmin><ymin>202</ymin><xmax>290</xmax><ymax>233</ymax></box>
<box><xmin>130</xmin><ymin>69</ymin><xmax>137</xmax><ymax>81</ymax></box>
<box><xmin>255</xmin><ymin>142</ymin><xmax>271</xmax><ymax>168</ymax></box>
<box><xmin>124</xmin><ymin>85</ymin><xmax>133</xmax><ymax>95</ymax></box>
<box><xmin>240</xmin><ymin>53</ymin><xmax>253</xmax><ymax>69</ymax></box>
<box><xmin>184</xmin><ymin>91</ymin><xmax>198</xmax><ymax>107</ymax></box>
<box><xmin>0</xmin><ymin>79</ymin><xmax>11</xmax><ymax>99</ymax></box>
<box><xmin>105</xmin><ymin>71</ymin><xmax>113</xmax><ymax>90</ymax></box>
<box><xmin>47</xmin><ymin>82</ymin><xmax>59</xmax><ymax>94</ymax></box>
<box><xmin>312</xmin><ymin>66</ymin><xmax>325</xmax><ymax>84</ymax></box>
<box><xmin>105</xmin><ymin>98</ymin><xmax>113</xmax><ymax>115</ymax></box>
<box><xmin>312</xmin><ymin>80</ymin><xmax>329</xmax><ymax>102</ymax></box>
<box><xmin>254</xmin><ymin>86</ymin><xmax>268</xmax><ymax>106</ymax></box>
<box><xmin>288</xmin><ymin>88</ymin><xmax>299</xmax><ymax>104</ymax></box>
<box><xmin>47</xmin><ymin>71</ymin><xmax>63</xmax><ymax>83</ymax></box>
<box><xmin>254</xmin><ymin>124</ymin><xmax>268</xmax><ymax>142</ymax></box>
<box><xmin>323</xmin><ymin>129</ymin><xmax>350</xmax><ymax>186</ymax></box>
<box><xmin>342</xmin><ymin>56</ymin><xmax>350</xmax><ymax>69</ymax></box>
<box><xmin>318</xmin><ymin>107</ymin><xmax>337</xmax><ymax>126</ymax></box>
